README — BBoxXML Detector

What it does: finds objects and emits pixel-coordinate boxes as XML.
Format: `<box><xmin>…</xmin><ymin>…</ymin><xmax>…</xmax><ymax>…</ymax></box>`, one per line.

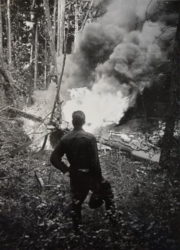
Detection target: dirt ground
<box><xmin>0</xmin><ymin>148</ymin><xmax>179</xmax><ymax>250</ymax></box>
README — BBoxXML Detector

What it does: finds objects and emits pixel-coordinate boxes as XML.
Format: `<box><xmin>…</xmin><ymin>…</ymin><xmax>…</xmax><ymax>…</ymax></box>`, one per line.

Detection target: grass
<box><xmin>0</xmin><ymin>148</ymin><xmax>179</xmax><ymax>250</ymax></box>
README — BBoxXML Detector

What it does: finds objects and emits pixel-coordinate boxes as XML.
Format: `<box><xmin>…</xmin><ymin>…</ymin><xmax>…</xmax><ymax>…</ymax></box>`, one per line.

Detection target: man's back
<box><xmin>51</xmin><ymin>128</ymin><xmax>102</xmax><ymax>178</ymax></box>
<box><xmin>61</xmin><ymin>129</ymin><xmax>97</xmax><ymax>171</ymax></box>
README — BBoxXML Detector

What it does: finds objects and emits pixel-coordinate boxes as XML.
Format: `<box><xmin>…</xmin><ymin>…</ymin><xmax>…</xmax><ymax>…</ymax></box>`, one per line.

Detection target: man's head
<box><xmin>72</xmin><ymin>111</ymin><xmax>85</xmax><ymax>129</ymax></box>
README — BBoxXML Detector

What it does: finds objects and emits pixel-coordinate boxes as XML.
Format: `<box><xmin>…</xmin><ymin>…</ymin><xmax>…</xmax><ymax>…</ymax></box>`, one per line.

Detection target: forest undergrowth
<box><xmin>0</xmin><ymin>116</ymin><xmax>180</xmax><ymax>250</ymax></box>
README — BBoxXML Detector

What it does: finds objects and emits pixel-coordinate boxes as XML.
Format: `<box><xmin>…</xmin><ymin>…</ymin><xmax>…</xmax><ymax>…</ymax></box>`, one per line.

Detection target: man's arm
<box><xmin>50</xmin><ymin>140</ymin><xmax>69</xmax><ymax>174</ymax></box>
<box><xmin>90</xmin><ymin>137</ymin><xmax>102</xmax><ymax>181</ymax></box>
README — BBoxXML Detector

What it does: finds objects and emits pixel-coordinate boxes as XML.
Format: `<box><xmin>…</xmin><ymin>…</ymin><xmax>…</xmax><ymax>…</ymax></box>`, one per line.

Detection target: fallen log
<box><xmin>7</xmin><ymin>107</ymin><xmax>43</xmax><ymax>122</ymax></box>
<box><xmin>131</xmin><ymin>150</ymin><xmax>160</xmax><ymax>163</ymax></box>
<box><xmin>0</xmin><ymin>105</ymin><xmax>12</xmax><ymax>113</ymax></box>
<box><xmin>98</xmin><ymin>138</ymin><xmax>133</xmax><ymax>152</ymax></box>
<box><xmin>98</xmin><ymin>137</ymin><xmax>160</xmax><ymax>163</ymax></box>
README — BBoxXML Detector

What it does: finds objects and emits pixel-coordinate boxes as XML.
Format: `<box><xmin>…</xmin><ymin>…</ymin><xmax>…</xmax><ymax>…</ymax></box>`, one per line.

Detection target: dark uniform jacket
<box><xmin>50</xmin><ymin>128</ymin><xmax>102</xmax><ymax>180</ymax></box>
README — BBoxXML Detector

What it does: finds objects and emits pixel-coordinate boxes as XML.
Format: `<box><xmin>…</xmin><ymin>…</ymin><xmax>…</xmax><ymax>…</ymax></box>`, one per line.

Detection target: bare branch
<box><xmin>6</xmin><ymin>107</ymin><xmax>43</xmax><ymax>122</ymax></box>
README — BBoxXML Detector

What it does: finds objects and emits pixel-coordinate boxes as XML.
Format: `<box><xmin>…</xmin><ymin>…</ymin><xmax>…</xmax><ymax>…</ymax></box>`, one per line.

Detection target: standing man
<box><xmin>50</xmin><ymin>110</ymin><xmax>114</xmax><ymax>229</ymax></box>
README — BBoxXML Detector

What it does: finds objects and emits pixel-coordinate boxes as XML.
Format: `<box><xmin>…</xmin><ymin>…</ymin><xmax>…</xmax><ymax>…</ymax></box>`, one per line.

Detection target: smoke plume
<box><xmin>63</xmin><ymin>0</ymin><xmax>173</xmax><ymax>131</ymax></box>
<box><xmin>23</xmin><ymin>83</ymin><xmax>57</xmax><ymax>149</ymax></box>
<box><xmin>21</xmin><ymin>0</ymin><xmax>177</xmax><ymax>149</ymax></box>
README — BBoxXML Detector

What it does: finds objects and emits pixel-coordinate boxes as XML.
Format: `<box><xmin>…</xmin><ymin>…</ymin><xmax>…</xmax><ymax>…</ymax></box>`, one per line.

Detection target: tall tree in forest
<box><xmin>44</xmin><ymin>39</ymin><xmax>48</xmax><ymax>89</ymax></box>
<box><xmin>74</xmin><ymin>2</ymin><xmax>79</xmax><ymax>52</ymax></box>
<box><xmin>159</xmin><ymin>11</ymin><xmax>180</xmax><ymax>169</ymax></box>
<box><xmin>40</xmin><ymin>0</ymin><xmax>67</xmax><ymax>150</ymax></box>
<box><xmin>43</xmin><ymin>0</ymin><xmax>57</xmax><ymax>70</ymax></box>
<box><xmin>34</xmin><ymin>24</ymin><xmax>38</xmax><ymax>89</ymax></box>
<box><xmin>0</xmin><ymin>0</ymin><xmax>3</xmax><ymax>57</ymax></box>
<box><xmin>7</xmin><ymin>0</ymin><xmax>12</xmax><ymax>66</ymax></box>
<box><xmin>57</xmin><ymin>0</ymin><xmax>65</xmax><ymax>56</ymax></box>
<box><xmin>53</xmin><ymin>0</ymin><xmax>57</xmax><ymax>43</ymax></box>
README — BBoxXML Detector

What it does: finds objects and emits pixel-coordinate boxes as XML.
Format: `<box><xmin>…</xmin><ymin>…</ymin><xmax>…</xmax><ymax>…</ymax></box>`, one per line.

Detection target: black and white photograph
<box><xmin>0</xmin><ymin>0</ymin><xmax>180</xmax><ymax>249</ymax></box>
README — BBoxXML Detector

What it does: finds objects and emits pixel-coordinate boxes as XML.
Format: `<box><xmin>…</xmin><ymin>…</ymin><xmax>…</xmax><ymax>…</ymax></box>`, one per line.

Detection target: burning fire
<box><xmin>62</xmin><ymin>0</ymin><xmax>168</xmax><ymax>131</ymax></box>
<box><xmin>63</xmin><ymin>76</ymin><xmax>129</xmax><ymax>132</ymax></box>
<box><xmin>23</xmin><ymin>0</ymin><xmax>175</xmax><ymax>148</ymax></box>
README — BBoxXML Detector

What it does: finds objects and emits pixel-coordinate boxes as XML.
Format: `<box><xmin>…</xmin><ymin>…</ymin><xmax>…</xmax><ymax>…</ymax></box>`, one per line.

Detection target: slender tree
<box><xmin>40</xmin><ymin>0</ymin><xmax>67</xmax><ymax>150</ymax></box>
<box><xmin>34</xmin><ymin>24</ymin><xmax>38</xmax><ymax>89</ymax></box>
<box><xmin>53</xmin><ymin>0</ymin><xmax>57</xmax><ymax>44</ymax></box>
<box><xmin>74</xmin><ymin>1</ymin><xmax>79</xmax><ymax>52</ymax></box>
<box><xmin>44</xmin><ymin>39</ymin><xmax>47</xmax><ymax>89</ymax></box>
<box><xmin>43</xmin><ymin>0</ymin><xmax>57</xmax><ymax>70</ymax></box>
<box><xmin>57</xmin><ymin>0</ymin><xmax>65</xmax><ymax>56</ymax></box>
<box><xmin>0</xmin><ymin>0</ymin><xmax>3</xmax><ymax>57</ymax></box>
<box><xmin>7</xmin><ymin>0</ymin><xmax>12</xmax><ymax>66</ymax></box>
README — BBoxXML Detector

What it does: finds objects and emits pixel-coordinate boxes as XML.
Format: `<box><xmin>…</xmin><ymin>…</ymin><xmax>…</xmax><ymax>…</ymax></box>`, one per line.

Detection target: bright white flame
<box><xmin>63</xmin><ymin>77</ymin><xmax>129</xmax><ymax>132</ymax></box>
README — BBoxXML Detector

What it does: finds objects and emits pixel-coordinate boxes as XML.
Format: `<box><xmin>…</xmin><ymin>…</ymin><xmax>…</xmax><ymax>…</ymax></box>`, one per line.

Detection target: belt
<box><xmin>78</xmin><ymin>169</ymin><xmax>90</xmax><ymax>173</ymax></box>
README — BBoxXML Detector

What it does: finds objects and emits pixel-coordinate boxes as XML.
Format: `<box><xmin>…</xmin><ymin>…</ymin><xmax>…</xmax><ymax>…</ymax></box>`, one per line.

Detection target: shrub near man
<box><xmin>50</xmin><ymin>110</ymin><xmax>114</xmax><ymax>229</ymax></box>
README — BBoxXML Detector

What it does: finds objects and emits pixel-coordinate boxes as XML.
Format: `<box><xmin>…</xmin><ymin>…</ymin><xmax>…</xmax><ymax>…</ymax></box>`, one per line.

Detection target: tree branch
<box><xmin>7</xmin><ymin>107</ymin><xmax>43</xmax><ymax>122</ymax></box>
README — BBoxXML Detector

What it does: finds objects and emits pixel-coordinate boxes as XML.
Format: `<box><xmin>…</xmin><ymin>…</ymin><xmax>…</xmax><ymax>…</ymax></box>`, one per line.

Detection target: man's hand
<box><xmin>64</xmin><ymin>171</ymin><xmax>70</xmax><ymax>178</ymax></box>
<box><xmin>63</xmin><ymin>171</ymin><xmax>70</xmax><ymax>182</ymax></box>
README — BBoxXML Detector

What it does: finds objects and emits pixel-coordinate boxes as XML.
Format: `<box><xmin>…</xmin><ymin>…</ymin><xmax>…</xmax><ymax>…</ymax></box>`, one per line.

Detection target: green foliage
<box><xmin>0</xmin><ymin>115</ymin><xmax>30</xmax><ymax>160</ymax></box>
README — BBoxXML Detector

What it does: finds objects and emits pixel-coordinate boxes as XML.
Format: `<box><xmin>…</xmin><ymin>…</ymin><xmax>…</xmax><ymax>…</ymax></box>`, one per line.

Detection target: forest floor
<box><xmin>0</xmin><ymin>116</ymin><xmax>180</xmax><ymax>250</ymax></box>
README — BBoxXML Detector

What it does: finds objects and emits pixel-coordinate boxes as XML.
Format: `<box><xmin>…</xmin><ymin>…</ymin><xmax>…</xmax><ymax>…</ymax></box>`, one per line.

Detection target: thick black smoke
<box><xmin>63</xmin><ymin>0</ymin><xmax>178</xmax><ymax>127</ymax></box>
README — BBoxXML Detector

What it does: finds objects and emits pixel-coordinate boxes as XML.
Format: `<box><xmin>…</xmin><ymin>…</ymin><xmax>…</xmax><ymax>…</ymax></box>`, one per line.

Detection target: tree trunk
<box><xmin>53</xmin><ymin>0</ymin><xmax>57</xmax><ymax>44</ymax></box>
<box><xmin>34</xmin><ymin>24</ymin><xmax>38</xmax><ymax>90</ymax></box>
<box><xmin>31</xmin><ymin>0</ymin><xmax>36</xmax><ymax>9</ymax></box>
<box><xmin>30</xmin><ymin>44</ymin><xmax>33</xmax><ymax>64</ymax></box>
<box><xmin>40</xmin><ymin>35</ymin><xmax>67</xmax><ymax>151</ymax></box>
<box><xmin>57</xmin><ymin>0</ymin><xmax>65</xmax><ymax>56</ymax></box>
<box><xmin>0</xmin><ymin>67</ymin><xmax>17</xmax><ymax>105</ymax></box>
<box><xmin>0</xmin><ymin>0</ymin><xmax>3</xmax><ymax>56</ymax></box>
<box><xmin>44</xmin><ymin>39</ymin><xmax>47</xmax><ymax>89</ymax></box>
<box><xmin>74</xmin><ymin>2</ymin><xmax>79</xmax><ymax>52</ymax></box>
<box><xmin>30</xmin><ymin>6</ymin><xmax>34</xmax><ymax>65</ymax></box>
<box><xmin>6</xmin><ymin>106</ymin><xmax>43</xmax><ymax>122</ymax></box>
<box><xmin>41</xmin><ymin>0</ymin><xmax>67</xmax><ymax>151</ymax></box>
<box><xmin>80</xmin><ymin>0</ymin><xmax>94</xmax><ymax>31</ymax></box>
<box><xmin>7</xmin><ymin>0</ymin><xmax>12</xmax><ymax>66</ymax></box>
<box><xmin>43</xmin><ymin>0</ymin><xmax>57</xmax><ymax>70</ymax></box>
<box><xmin>159</xmin><ymin>13</ymin><xmax>180</xmax><ymax>168</ymax></box>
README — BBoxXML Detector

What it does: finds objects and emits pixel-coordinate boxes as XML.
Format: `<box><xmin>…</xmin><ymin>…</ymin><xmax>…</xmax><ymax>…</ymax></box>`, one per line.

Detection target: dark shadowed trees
<box><xmin>159</xmin><ymin>9</ymin><xmax>180</xmax><ymax>169</ymax></box>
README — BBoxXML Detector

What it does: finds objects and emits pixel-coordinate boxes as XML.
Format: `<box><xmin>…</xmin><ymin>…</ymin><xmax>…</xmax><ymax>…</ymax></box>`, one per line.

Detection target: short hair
<box><xmin>72</xmin><ymin>111</ymin><xmax>85</xmax><ymax>127</ymax></box>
